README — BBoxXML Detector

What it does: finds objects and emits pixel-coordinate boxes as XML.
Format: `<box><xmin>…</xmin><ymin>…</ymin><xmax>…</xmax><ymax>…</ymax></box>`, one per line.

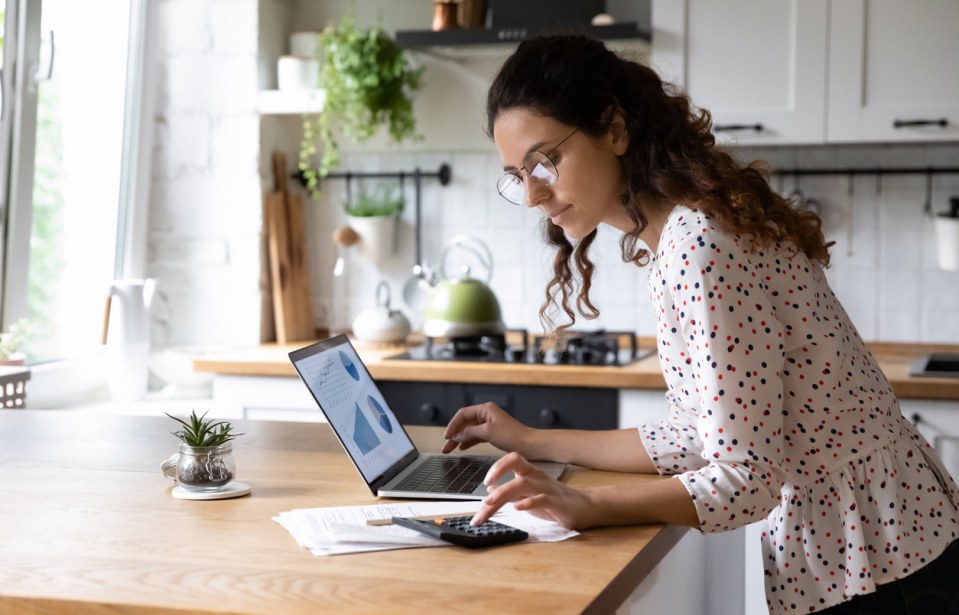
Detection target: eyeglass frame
<box><xmin>495</xmin><ymin>127</ymin><xmax>580</xmax><ymax>206</ymax></box>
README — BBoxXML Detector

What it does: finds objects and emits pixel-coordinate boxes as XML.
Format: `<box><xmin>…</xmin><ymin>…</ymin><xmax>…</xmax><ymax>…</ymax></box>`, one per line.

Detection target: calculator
<box><xmin>392</xmin><ymin>515</ymin><xmax>529</xmax><ymax>548</ymax></box>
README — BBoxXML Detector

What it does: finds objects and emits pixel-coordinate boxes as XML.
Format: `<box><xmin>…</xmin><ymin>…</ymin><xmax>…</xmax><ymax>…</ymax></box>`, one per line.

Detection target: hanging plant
<box><xmin>345</xmin><ymin>181</ymin><xmax>406</xmax><ymax>218</ymax></box>
<box><xmin>299</xmin><ymin>14</ymin><xmax>424</xmax><ymax>198</ymax></box>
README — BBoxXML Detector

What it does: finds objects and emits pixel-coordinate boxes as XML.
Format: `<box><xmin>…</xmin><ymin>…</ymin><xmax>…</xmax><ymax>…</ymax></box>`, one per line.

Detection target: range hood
<box><xmin>395</xmin><ymin>22</ymin><xmax>650</xmax><ymax>49</ymax></box>
<box><xmin>394</xmin><ymin>0</ymin><xmax>650</xmax><ymax>49</ymax></box>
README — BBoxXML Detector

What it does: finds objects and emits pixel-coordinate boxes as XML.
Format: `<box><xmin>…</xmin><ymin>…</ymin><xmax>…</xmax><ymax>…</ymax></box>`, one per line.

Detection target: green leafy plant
<box><xmin>298</xmin><ymin>13</ymin><xmax>424</xmax><ymax>197</ymax></box>
<box><xmin>166</xmin><ymin>410</ymin><xmax>242</xmax><ymax>448</ymax></box>
<box><xmin>345</xmin><ymin>183</ymin><xmax>406</xmax><ymax>217</ymax></box>
<box><xmin>0</xmin><ymin>318</ymin><xmax>31</xmax><ymax>360</ymax></box>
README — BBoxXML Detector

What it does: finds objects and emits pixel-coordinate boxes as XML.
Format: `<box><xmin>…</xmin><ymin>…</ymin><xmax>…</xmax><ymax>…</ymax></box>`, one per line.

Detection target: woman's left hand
<box><xmin>471</xmin><ymin>451</ymin><xmax>594</xmax><ymax>529</ymax></box>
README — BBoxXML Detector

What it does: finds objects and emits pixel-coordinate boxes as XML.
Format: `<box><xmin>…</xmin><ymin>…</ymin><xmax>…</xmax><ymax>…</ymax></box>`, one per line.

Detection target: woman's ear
<box><xmin>605</xmin><ymin>107</ymin><xmax>629</xmax><ymax>155</ymax></box>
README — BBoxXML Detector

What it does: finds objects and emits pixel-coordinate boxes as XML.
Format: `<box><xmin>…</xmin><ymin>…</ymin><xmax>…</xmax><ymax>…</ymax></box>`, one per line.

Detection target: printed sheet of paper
<box><xmin>273</xmin><ymin>501</ymin><xmax>579</xmax><ymax>556</ymax></box>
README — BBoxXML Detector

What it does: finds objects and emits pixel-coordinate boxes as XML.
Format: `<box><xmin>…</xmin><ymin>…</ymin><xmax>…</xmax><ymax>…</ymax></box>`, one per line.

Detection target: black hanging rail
<box><xmin>292</xmin><ymin>163</ymin><xmax>452</xmax><ymax>192</ymax></box>
<box><xmin>318</xmin><ymin>164</ymin><xmax>452</xmax><ymax>185</ymax></box>
<box><xmin>293</xmin><ymin>164</ymin><xmax>452</xmax><ymax>279</ymax></box>
<box><xmin>769</xmin><ymin>166</ymin><xmax>959</xmax><ymax>216</ymax></box>
<box><xmin>770</xmin><ymin>166</ymin><xmax>959</xmax><ymax>177</ymax></box>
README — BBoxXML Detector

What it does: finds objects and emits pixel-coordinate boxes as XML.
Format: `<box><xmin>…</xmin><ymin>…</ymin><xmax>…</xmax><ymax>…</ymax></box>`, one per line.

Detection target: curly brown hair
<box><xmin>486</xmin><ymin>34</ymin><xmax>832</xmax><ymax>333</ymax></box>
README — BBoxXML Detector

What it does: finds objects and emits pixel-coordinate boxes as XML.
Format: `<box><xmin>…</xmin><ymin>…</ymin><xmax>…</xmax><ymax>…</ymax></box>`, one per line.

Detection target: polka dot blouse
<box><xmin>638</xmin><ymin>206</ymin><xmax>959</xmax><ymax>614</ymax></box>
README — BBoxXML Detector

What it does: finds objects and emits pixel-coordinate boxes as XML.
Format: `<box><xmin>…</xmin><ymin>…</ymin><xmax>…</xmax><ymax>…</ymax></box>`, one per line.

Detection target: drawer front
<box><xmin>379</xmin><ymin>381</ymin><xmax>617</xmax><ymax>430</ymax></box>
<box><xmin>378</xmin><ymin>381</ymin><xmax>453</xmax><ymax>427</ymax></box>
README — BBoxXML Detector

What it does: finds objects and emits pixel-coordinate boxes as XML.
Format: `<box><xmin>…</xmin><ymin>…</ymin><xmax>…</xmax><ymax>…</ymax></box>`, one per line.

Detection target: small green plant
<box><xmin>0</xmin><ymin>318</ymin><xmax>31</xmax><ymax>360</ymax></box>
<box><xmin>345</xmin><ymin>183</ymin><xmax>405</xmax><ymax>217</ymax></box>
<box><xmin>166</xmin><ymin>410</ymin><xmax>242</xmax><ymax>447</ymax></box>
<box><xmin>298</xmin><ymin>13</ymin><xmax>424</xmax><ymax>197</ymax></box>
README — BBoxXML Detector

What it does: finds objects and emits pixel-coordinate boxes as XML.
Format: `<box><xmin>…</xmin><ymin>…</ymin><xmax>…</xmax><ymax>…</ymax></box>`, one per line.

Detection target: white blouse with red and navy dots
<box><xmin>638</xmin><ymin>206</ymin><xmax>959</xmax><ymax>615</ymax></box>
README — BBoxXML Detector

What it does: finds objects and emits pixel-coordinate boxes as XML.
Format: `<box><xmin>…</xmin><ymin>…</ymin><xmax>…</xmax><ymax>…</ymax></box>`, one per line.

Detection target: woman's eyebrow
<box><xmin>502</xmin><ymin>139</ymin><xmax>550</xmax><ymax>171</ymax></box>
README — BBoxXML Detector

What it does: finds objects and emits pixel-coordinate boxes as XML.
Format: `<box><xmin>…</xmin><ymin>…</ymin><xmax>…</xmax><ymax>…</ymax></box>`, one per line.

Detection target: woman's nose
<box><xmin>523</xmin><ymin>175</ymin><xmax>550</xmax><ymax>207</ymax></box>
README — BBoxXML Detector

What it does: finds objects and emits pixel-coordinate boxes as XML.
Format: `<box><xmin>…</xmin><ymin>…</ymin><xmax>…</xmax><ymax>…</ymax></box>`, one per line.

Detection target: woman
<box><xmin>442</xmin><ymin>35</ymin><xmax>959</xmax><ymax>615</ymax></box>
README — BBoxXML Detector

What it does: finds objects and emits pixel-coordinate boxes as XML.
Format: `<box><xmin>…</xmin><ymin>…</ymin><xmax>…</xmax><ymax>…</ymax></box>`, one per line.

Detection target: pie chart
<box><xmin>367</xmin><ymin>395</ymin><xmax>393</xmax><ymax>433</ymax></box>
<box><xmin>339</xmin><ymin>350</ymin><xmax>360</xmax><ymax>381</ymax></box>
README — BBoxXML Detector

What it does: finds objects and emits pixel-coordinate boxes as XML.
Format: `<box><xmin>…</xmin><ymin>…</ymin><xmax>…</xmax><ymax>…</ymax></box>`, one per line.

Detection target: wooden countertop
<box><xmin>193</xmin><ymin>338</ymin><xmax>959</xmax><ymax>400</ymax></box>
<box><xmin>0</xmin><ymin>411</ymin><xmax>685</xmax><ymax>615</ymax></box>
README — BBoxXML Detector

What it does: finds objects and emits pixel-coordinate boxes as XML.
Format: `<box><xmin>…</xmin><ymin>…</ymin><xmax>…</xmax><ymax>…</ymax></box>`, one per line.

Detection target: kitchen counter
<box><xmin>193</xmin><ymin>338</ymin><xmax>959</xmax><ymax>400</ymax></box>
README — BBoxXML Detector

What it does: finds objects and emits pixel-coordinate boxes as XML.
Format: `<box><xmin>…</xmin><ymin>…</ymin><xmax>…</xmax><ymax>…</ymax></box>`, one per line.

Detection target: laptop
<box><xmin>288</xmin><ymin>335</ymin><xmax>566</xmax><ymax>500</ymax></box>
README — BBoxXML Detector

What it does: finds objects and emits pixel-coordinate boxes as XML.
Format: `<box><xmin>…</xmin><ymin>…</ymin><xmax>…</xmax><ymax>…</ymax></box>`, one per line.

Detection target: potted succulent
<box><xmin>298</xmin><ymin>13</ymin><xmax>424</xmax><ymax>197</ymax></box>
<box><xmin>164</xmin><ymin>410</ymin><xmax>242</xmax><ymax>491</ymax></box>
<box><xmin>345</xmin><ymin>182</ymin><xmax>406</xmax><ymax>263</ymax></box>
<box><xmin>0</xmin><ymin>318</ymin><xmax>30</xmax><ymax>366</ymax></box>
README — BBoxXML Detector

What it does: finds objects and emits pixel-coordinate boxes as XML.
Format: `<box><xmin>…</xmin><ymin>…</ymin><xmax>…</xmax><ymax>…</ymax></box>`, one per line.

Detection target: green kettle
<box><xmin>422</xmin><ymin>236</ymin><xmax>505</xmax><ymax>338</ymax></box>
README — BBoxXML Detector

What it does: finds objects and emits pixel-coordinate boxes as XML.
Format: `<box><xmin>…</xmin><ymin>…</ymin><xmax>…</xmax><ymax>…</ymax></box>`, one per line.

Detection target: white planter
<box><xmin>934</xmin><ymin>215</ymin><xmax>959</xmax><ymax>271</ymax></box>
<box><xmin>346</xmin><ymin>214</ymin><xmax>397</xmax><ymax>264</ymax></box>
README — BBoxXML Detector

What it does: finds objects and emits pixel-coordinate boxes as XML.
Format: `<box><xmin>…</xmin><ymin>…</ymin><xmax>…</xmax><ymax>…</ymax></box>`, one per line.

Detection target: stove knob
<box><xmin>419</xmin><ymin>403</ymin><xmax>440</xmax><ymax>424</ymax></box>
<box><xmin>538</xmin><ymin>407</ymin><xmax>559</xmax><ymax>427</ymax></box>
<box><xmin>506</xmin><ymin>348</ymin><xmax>526</xmax><ymax>362</ymax></box>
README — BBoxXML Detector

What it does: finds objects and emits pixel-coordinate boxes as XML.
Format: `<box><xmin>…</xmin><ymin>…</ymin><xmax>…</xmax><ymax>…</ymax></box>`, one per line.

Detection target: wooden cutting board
<box><xmin>265</xmin><ymin>151</ymin><xmax>315</xmax><ymax>343</ymax></box>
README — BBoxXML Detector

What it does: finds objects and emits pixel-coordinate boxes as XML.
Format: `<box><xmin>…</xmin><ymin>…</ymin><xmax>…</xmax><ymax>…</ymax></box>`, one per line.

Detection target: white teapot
<box><xmin>352</xmin><ymin>281</ymin><xmax>411</xmax><ymax>344</ymax></box>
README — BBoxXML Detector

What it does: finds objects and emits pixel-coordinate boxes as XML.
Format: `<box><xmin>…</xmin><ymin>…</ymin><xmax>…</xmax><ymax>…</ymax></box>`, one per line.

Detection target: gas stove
<box><xmin>391</xmin><ymin>329</ymin><xmax>653</xmax><ymax>367</ymax></box>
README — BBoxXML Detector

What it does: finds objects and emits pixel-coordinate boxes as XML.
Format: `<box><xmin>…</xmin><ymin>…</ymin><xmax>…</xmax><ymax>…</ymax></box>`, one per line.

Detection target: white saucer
<box><xmin>172</xmin><ymin>481</ymin><xmax>251</xmax><ymax>500</ymax></box>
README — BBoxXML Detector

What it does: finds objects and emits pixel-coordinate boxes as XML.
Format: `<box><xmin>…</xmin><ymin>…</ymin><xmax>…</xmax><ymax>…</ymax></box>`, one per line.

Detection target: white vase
<box><xmin>104</xmin><ymin>279</ymin><xmax>156</xmax><ymax>402</ymax></box>
<box><xmin>934</xmin><ymin>215</ymin><xmax>959</xmax><ymax>271</ymax></box>
<box><xmin>346</xmin><ymin>214</ymin><xmax>397</xmax><ymax>265</ymax></box>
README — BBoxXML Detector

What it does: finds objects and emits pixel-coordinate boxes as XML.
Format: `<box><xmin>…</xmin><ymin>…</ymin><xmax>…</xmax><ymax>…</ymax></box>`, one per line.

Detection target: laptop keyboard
<box><xmin>393</xmin><ymin>456</ymin><xmax>494</xmax><ymax>494</ymax></box>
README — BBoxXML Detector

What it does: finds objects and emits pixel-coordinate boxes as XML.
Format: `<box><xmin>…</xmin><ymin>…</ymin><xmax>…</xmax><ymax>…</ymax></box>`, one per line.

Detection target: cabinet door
<box><xmin>828</xmin><ymin>0</ymin><xmax>959</xmax><ymax>142</ymax></box>
<box><xmin>652</xmin><ymin>0</ymin><xmax>828</xmax><ymax>145</ymax></box>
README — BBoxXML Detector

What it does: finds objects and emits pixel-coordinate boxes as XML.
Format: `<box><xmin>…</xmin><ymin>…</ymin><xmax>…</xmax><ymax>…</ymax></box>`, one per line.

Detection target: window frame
<box><xmin>0</xmin><ymin>0</ymin><xmax>156</xmax><ymax>406</ymax></box>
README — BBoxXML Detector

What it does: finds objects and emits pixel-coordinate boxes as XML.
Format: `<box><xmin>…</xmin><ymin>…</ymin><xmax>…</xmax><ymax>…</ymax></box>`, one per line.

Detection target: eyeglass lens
<box><xmin>496</xmin><ymin>152</ymin><xmax>557</xmax><ymax>206</ymax></box>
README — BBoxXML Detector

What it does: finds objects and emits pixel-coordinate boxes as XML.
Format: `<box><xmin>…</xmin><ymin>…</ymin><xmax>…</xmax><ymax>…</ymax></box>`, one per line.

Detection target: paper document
<box><xmin>274</xmin><ymin>501</ymin><xmax>579</xmax><ymax>556</ymax></box>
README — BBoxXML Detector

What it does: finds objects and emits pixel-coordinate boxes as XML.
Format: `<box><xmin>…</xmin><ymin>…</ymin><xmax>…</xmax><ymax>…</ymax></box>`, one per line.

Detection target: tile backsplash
<box><xmin>305</xmin><ymin>142</ymin><xmax>959</xmax><ymax>344</ymax></box>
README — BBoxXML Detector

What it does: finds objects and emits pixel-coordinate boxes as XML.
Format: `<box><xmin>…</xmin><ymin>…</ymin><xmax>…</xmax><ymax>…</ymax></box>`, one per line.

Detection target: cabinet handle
<box><xmin>538</xmin><ymin>408</ymin><xmax>559</xmax><ymax>427</ymax></box>
<box><xmin>893</xmin><ymin>118</ymin><xmax>948</xmax><ymax>129</ymax></box>
<box><xmin>419</xmin><ymin>403</ymin><xmax>439</xmax><ymax>423</ymax></box>
<box><xmin>714</xmin><ymin>123</ymin><xmax>764</xmax><ymax>133</ymax></box>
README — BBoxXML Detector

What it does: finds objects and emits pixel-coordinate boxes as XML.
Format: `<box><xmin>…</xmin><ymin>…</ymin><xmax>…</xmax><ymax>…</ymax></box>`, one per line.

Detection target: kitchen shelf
<box><xmin>257</xmin><ymin>89</ymin><xmax>325</xmax><ymax>116</ymax></box>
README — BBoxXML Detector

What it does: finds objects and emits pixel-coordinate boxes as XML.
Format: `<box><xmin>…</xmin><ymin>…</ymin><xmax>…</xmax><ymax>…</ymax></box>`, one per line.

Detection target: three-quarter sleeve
<box><xmin>660</xmin><ymin>232</ymin><xmax>790</xmax><ymax>533</ymax></box>
<box><xmin>638</xmin><ymin>389</ymin><xmax>707</xmax><ymax>475</ymax></box>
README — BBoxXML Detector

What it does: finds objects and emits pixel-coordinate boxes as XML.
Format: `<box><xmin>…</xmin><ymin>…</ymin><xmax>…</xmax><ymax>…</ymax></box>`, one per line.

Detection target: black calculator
<box><xmin>392</xmin><ymin>515</ymin><xmax>529</xmax><ymax>548</ymax></box>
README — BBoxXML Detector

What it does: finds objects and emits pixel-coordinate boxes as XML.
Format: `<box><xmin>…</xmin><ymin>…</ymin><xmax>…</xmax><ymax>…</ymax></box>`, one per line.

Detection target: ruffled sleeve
<box><xmin>662</xmin><ymin>231</ymin><xmax>790</xmax><ymax>533</ymax></box>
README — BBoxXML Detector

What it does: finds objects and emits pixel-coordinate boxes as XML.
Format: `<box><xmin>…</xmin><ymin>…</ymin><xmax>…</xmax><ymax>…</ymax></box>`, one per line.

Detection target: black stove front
<box><xmin>393</xmin><ymin>329</ymin><xmax>652</xmax><ymax>366</ymax></box>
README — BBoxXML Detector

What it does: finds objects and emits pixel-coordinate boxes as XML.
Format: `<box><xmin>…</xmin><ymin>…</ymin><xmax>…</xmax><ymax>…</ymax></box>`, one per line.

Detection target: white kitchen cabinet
<box><xmin>652</xmin><ymin>0</ymin><xmax>959</xmax><ymax>145</ymax></box>
<box><xmin>651</xmin><ymin>0</ymin><xmax>829</xmax><ymax>145</ymax></box>
<box><xmin>827</xmin><ymin>0</ymin><xmax>959</xmax><ymax>143</ymax></box>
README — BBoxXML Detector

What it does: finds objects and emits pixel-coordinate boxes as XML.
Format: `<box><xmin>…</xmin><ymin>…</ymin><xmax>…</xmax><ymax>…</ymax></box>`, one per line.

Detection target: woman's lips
<box><xmin>547</xmin><ymin>204</ymin><xmax>572</xmax><ymax>223</ymax></box>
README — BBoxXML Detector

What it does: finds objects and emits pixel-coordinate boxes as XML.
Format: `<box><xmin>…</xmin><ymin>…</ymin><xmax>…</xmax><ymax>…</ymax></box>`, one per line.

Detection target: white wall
<box><xmin>148</xmin><ymin>0</ymin><xmax>262</xmax><ymax>347</ymax></box>
<box><xmin>145</xmin><ymin>0</ymin><xmax>959</xmax><ymax>348</ymax></box>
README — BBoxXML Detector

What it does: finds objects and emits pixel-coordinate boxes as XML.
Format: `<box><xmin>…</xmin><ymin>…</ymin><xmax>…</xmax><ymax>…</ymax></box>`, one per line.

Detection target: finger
<box><xmin>514</xmin><ymin>494</ymin><xmax>565</xmax><ymax>526</ymax></box>
<box><xmin>441</xmin><ymin>404</ymin><xmax>488</xmax><ymax>440</ymax></box>
<box><xmin>483</xmin><ymin>452</ymin><xmax>532</xmax><ymax>487</ymax></box>
<box><xmin>470</xmin><ymin>495</ymin><xmax>507</xmax><ymax>526</ymax></box>
<box><xmin>440</xmin><ymin>437</ymin><xmax>480</xmax><ymax>455</ymax></box>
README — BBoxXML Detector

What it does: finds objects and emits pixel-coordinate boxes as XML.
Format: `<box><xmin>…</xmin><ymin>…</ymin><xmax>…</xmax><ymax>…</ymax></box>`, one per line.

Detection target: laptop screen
<box><xmin>289</xmin><ymin>336</ymin><xmax>416</xmax><ymax>483</ymax></box>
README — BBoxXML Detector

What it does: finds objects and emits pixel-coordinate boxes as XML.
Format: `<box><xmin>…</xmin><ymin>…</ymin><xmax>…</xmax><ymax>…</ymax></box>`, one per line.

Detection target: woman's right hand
<box><xmin>441</xmin><ymin>402</ymin><xmax>533</xmax><ymax>455</ymax></box>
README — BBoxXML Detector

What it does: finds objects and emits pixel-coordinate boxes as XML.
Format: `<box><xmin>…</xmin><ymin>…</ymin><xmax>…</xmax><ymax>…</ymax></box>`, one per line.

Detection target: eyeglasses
<box><xmin>496</xmin><ymin>128</ymin><xmax>579</xmax><ymax>206</ymax></box>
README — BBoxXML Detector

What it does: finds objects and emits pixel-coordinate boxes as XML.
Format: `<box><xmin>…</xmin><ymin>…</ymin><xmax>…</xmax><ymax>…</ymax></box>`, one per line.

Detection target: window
<box><xmin>0</xmin><ymin>0</ymin><xmax>151</xmax><ymax>367</ymax></box>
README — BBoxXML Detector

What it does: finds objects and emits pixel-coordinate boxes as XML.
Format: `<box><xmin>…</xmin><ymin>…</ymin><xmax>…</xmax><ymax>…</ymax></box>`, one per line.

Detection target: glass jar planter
<box><xmin>163</xmin><ymin>442</ymin><xmax>236</xmax><ymax>491</ymax></box>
